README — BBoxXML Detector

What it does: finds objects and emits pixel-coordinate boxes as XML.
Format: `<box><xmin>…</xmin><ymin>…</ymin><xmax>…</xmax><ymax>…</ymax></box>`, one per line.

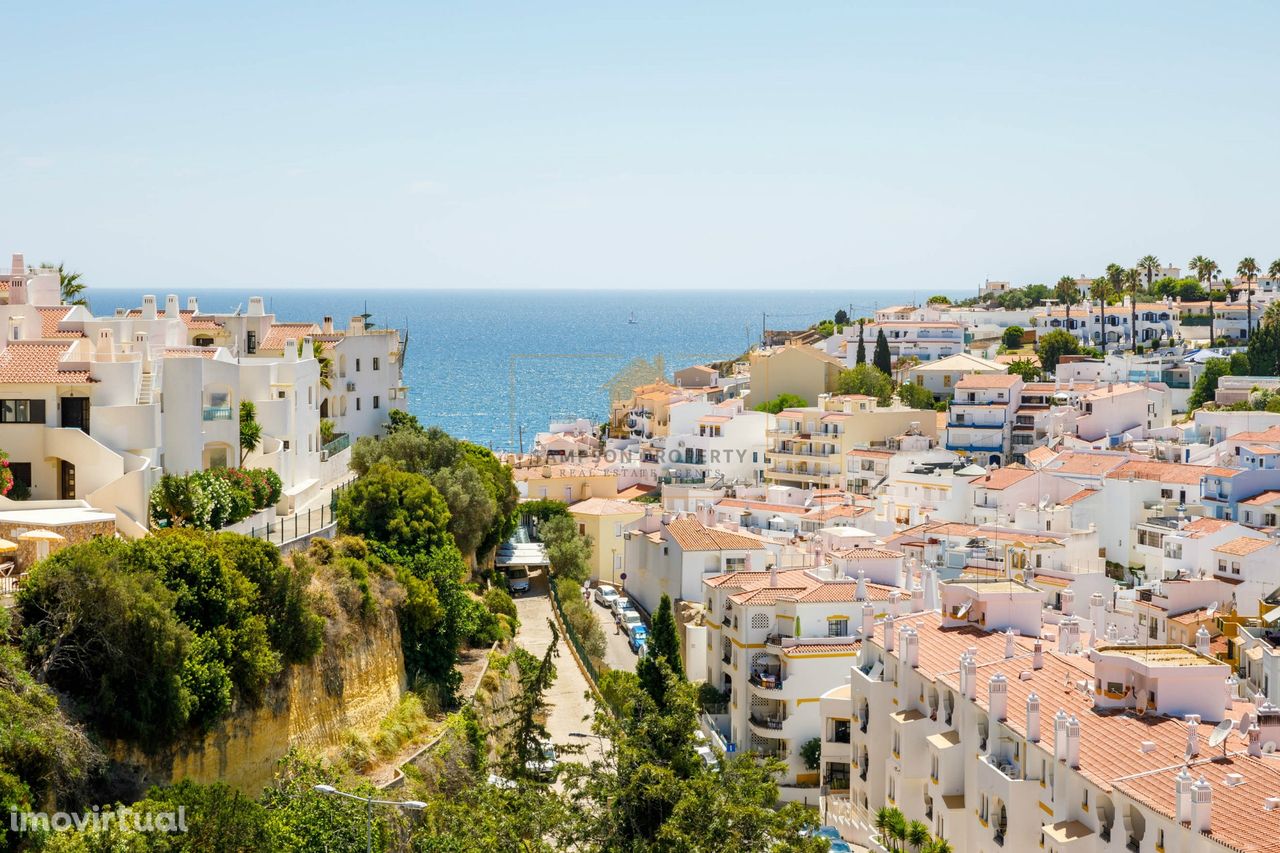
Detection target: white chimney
<box><xmin>1064</xmin><ymin>716</ymin><xmax>1081</xmax><ymax>767</ymax></box>
<box><xmin>890</xmin><ymin>590</ymin><xmax>903</xmax><ymax>618</ymax></box>
<box><xmin>284</xmin><ymin>338</ymin><xmax>298</xmax><ymax>362</ymax></box>
<box><xmin>861</xmin><ymin>602</ymin><xmax>875</xmax><ymax>639</ymax></box>
<box><xmin>249</xmin><ymin>297</ymin><xmax>265</xmax><ymax>316</ymax></box>
<box><xmin>1004</xmin><ymin>627</ymin><xmax>1016</xmax><ymax>659</ymax></box>
<box><xmin>1249</xmin><ymin>723</ymin><xmax>1262</xmax><ymax>757</ymax></box>
<box><xmin>988</xmin><ymin>673</ymin><xmax>1009</xmax><ymax>723</ymax></box>
<box><xmin>1033</xmin><ymin>639</ymin><xmax>1044</xmax><ymax>670</ymax></box>
<box><xmin>884</xmin><ymin>613</ymin><xmax>896</xmax><ymax>652</ymax></box>
<box><xmin>165</xmin><ymin>294</ymin><xmax>180</xmax><ymax>317</ymax></box>
<box><xmin>1060</xmin><ymin>588</ymin><xmax>1075</xmax><ymax>616</ymax></box>
<box><xmin>350</xmin><ymin>315</ymin><xmax>365</xmax><ymax>335</ymax></box>
<box><xmin>8</xmin><ymin>279</ymin><xmax>26</xmax><ymax>305</ymax></box>
<box><xmin>187</xmin><ymin>296</ymin><xmax>199</xmax><ymax>312</ymax></box>
<box><xmin>1053</xmin><ymin>710</ymin><xmax>1069</xmax><ymax>762</ymax></box>
<box><xmin>1190</xmin><ymin>776</ymin><xmax>1212</xmax><ymax>834</ymax></box>
<box><xmin>142</xmin><ymin>295</ymin><xmax>157</xmax><ymax>320</ymax></box>
<box><xmin>1059</xmin><ymin>616</ymin><xmax>1081</xmax><ymax>654</ymax></box>
<box><xmin>911</xmin><ymin>583</ymin><xmax>923</xmax><ymax>612</ymax></box>
<box><xmin>901</xmin><ymin>626</ymin><xmax>919</xmax><ymax>668</ymax></box>
<box><xmin>856</xmin><ymin>569</ymin><xmax>867</xmax><ymax>602</ymax></box>
<box><xmin>1196</xmin><ymin>626</ymin><xmax>1211</xmax><ymax>656</ymax></box>
<box><xmin>323</xmin><ymin>315</ymin><xmax>334</xmax><ymax>333</ymax></box>
<box><xmin>10</xmin><ymin>253</ymin><xmax>23</xmax><ymax>276</ymax></box>
<box><xmin>924</xmin><ymin>565</ymin><xmax>939</xmax><ymax>611</ymax></box>
<box><xmin>1026</xmin><ymin>692</ymin><xmax>1041</xmax><ymax>742</ymax></box>
<box><xmin>962</xmin><ymin>655</ymin><xmax>977</xmax><ymax>701</ymax></box>
<box><xmin>95</xmin><ymin>328</ymin><xmax>114</xmax><ymax>361</ymax></box>
<box><xmin>1175</xmin><ymin>767</ymin><xmax>1194</xmax><ymax>824</ymax></box>
<box><xmin>1186</xmin><ymin>714</ymin><xmax>1201</xmax><ymax>758</ymax></box>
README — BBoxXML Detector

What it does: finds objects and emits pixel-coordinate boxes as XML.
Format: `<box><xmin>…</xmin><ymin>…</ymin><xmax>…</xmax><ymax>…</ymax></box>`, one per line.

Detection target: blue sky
<box><xmin>3</xmin><ymin>1</ymin><xmax>1277</xmax><ymax>290</ymax></box>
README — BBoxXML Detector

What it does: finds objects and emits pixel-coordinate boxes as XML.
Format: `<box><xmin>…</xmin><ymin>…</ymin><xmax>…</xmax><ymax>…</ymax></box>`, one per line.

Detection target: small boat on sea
<box><xmin>627</xmin><ymin>311</ymin><xmax>638</xmax><ymax>325</ymax></box>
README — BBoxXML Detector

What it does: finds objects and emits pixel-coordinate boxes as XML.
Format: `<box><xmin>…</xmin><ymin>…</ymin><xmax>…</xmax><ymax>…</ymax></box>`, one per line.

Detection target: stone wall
<box><xmin>109</xmin><ymin>606</ymin><xmax>407</xmax><ymax>797</ymax></box>
<box><xmin>0</xmin><ymin>519</ymin><xmax>113</xmax><ymax>572</ymax></box>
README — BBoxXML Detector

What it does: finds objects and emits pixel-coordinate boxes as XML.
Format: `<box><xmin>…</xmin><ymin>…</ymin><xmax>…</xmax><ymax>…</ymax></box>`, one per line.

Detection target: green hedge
<box><xmin>150</xmin><ymin>467</ymin><xmax>284</xmax><ymax>530</ymax></box>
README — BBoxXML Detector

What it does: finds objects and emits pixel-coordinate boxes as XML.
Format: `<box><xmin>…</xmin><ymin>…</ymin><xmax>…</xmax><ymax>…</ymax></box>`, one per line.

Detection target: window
<box><xmin>828</xmin><ymin>619</ymin><xmax>849</xmax><ymax>637</ymax></box>
<box><xmin>193</xmin><ymin>335</ymin><xmax>214</xmax><ymax>347</ymax></box>
<box><xmin>1218</xmin><ymin>559</ymin><xmax>1228</xmax><ymax>573</ymax></box>
<box><xmin>373</xmin><ymin>395</ymin><xmax>380</xmax><ymax>409</ymax></box>
<box><xmin>356</xmin><ymin>398</ymin><xmax>361</xmax><ymax>410</ymax></box>
<box><xmin>1233</xmin><ymin>561</ymin><xmax>1241</xmax><ymax>575</ymax></box>
<box><xmin>1</xmin><ymin>399</ymin><xmax>46</xmax><ymax>423</ymax></box>
<box><xmin>246</xmin><ymin>331</ymin><xmax>257</xmax><ymax>353</ymax></box>
<box><xmin>373</xmin><ymin>357</ymin><xmax>380</xmax><ymax>370</ymax></box>
<box><xmin>355</xmin><ymin>358</ymin><xmax>361</xmax><ymax>372</ymax></box>
<box><xmin>578</xmin><ymin>523</ymin><xmax>586</xmax><ymax>536</ymax></box>
<box><xmin>615</xmin><ymin>522</ymin><xmax>623</xmax><ymax>536</ymax></box>
<box><xmin>8</xmin><ymin>462</ymin><xmax>32</xmax><ymax>490</ymax></box>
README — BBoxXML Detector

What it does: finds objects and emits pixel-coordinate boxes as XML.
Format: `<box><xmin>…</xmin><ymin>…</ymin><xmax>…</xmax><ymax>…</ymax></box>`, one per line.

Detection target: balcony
<box><xmin>748</xmin><ymin>669</ymin><xmax>784</xmax><ymax>691</ymax></box>
<box><xmin>749</xmin><ymin>713</ymin><xmax>785</xmax><ymax>731</ymax></box>
<box><xmin>946</xmin><ymin>421</ymin><xmax>1004</xmax><ymax>429</ymax></box>
<box><xmin>202</xmin><ymin>405</ymin><xmax>233</xmax><ymax>421</ymax></box>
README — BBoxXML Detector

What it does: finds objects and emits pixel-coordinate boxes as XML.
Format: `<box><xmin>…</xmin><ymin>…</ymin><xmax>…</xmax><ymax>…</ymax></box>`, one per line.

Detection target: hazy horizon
<box><xmin>5</xmin><ymin>2</ymin><xmax>1278</xmax><ymax>292</ymax></box>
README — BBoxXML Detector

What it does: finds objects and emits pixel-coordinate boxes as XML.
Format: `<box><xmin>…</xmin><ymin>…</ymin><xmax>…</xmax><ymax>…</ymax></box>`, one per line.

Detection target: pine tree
<box><xmin>873</xmin><ymin>328</ymin><xmax>892</xmax><ymax>375</ymax></box>
<box><xmin>855</xmin><ymin>322</ymin><xmax>867</xmax><ymax>365</ymax></box>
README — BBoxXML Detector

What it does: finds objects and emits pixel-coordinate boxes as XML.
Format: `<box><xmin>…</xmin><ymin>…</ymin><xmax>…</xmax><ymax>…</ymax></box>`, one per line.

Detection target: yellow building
<box><xmin>764</xmin><ymin>394</ymin><xmax>938</xmax><ymax>488</ymax></box>
<box><xmin>744</xmin><ymin>343</ymin><xmax>844</xmax><ymax>410</ymax></box>
<box><xmin>513</xmin><ymin>460</ymin><xmax>620</xmax><ymax>502</ymax></box>
<box><xmin>569</xmin><ymin>497</ymin><xmax>646</xmax><ymax>585</ymax></box>
<box><xmin>609</xmin><ymin>381</ymin><xmax>713</xmax><ymax>439</ymax></box>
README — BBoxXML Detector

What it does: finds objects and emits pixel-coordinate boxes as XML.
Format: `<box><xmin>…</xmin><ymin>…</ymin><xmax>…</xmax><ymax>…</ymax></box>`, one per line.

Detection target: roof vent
<box><xmin>1225</xmin><ymin>773</ymin><xmax>1246</xmax><ymax>788</ymax></box>
<box><xmin>1019</xmin><ymin>670</ymin><xmax>1033</xmax><ymax>681</ymax></box>
<box><xmin>1140</xmin><ymin>741</ymin><xmax>1156</xmax><ymax>753</ymax></box>
<box><xmin>1264</xmin><ymin>797</ymin><xmax>1280</xmax><ymax>811</ymax></box>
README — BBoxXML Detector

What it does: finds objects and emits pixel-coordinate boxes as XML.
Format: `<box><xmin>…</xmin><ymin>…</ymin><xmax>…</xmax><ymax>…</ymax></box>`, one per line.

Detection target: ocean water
<box><xmin>90</xmin><ymin>288</ymin><xmax>965</xmax><ymax>450</ymax></box>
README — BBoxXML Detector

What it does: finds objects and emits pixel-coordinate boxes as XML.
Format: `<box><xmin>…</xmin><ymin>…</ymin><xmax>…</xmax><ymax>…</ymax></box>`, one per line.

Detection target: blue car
<box><xmin>629</xmin><ymin>626</ymin><xmax>649</xmax><ymax>654</ymax></box>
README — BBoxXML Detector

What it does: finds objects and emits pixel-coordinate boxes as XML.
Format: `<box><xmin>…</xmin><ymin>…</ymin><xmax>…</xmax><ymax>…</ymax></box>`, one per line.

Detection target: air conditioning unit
<box><xmin>346</xmin><ymin>381</ymin><xmax>356</xmax><ymax>392</ymax></box>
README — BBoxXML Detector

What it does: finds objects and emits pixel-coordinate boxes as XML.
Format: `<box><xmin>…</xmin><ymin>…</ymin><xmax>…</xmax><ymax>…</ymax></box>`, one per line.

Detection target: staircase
<box><xmin>137</xmin><ymin>371</ymin><xmax>154</xmax><ymax>405</ymax></box>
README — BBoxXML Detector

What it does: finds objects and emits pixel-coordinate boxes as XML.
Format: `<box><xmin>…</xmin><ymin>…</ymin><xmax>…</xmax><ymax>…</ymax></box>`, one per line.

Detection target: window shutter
<box><xmin>29</xmin><ymin>399</ymin><xmax>46</xmax><ymax>424</ymax></box>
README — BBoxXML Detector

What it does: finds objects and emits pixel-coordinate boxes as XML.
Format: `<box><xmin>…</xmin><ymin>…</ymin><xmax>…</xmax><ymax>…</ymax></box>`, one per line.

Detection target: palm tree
<box><xmin>37</xmin><ymin>262</ymin><xmax>88</xmax><ymax>306</ymax></box>
<box><xmin>1239</xmin><ymin>257</ymin><xmax>1261</xmax><ymax>340</ymax></box>
<box><xmin>1124</xmin><ymin>267</ymin><xmax>1142</xmax><ymax>352</ymax></box>
<box><xmin>1190</xmin><ymin>255</ymin><xmax>1219</xmax><ymax>347</ymax></box>
<box><xmin>874</xmin><ymin>807</ymin><xmax>895</xmax><ymax>847</ymax></box>
<box><xmin>1054</xmin><ymin>275</ymin><xmax>1080</xmax><ymax>332</ymax></box>
<box><xmin>1091</xmin><ymin>269</ymin><xmax>1118</xmax><ymax>350</ymax></box>
<box><xmin>926</xmin><ymin>839</ymin><xmax>954</xmax><ymax>853</ymax></box>
<box><xmin>1138</xmin><ymin>254</ymin><xmax>1161</xmax><ymax>288</ymax></box>
<box><xmin>299</xmin><ymin>338</ymin><xmax>333</xmax><ymax>390</ymax></box>
<box><xmin>888</xmin><ymin>810</ymin><xmax>908</xmax><ymax>852</ymax></box>
<box><xmin>906</xmin><ymin>820</ymin><xmax>931</xmax><ymax>851</ymax></box>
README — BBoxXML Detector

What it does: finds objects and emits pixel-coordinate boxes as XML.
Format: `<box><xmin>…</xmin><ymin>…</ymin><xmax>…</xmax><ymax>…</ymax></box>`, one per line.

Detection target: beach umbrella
<box><xmin>0</xmin><ymin>538</ymin><xmax>17</xmax><ymax>553</ymax></box>
<box><xmin>19</xmin><ymin>528</ymin><xmax>64</xmax><ymax>561</ymax></box>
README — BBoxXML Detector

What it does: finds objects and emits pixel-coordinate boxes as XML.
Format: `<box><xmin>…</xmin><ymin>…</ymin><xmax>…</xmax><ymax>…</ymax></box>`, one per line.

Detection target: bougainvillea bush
<box><xmin>149</xmin><ymin>466</ymin><xmax>283</xmax><ymax>529</ymax></box>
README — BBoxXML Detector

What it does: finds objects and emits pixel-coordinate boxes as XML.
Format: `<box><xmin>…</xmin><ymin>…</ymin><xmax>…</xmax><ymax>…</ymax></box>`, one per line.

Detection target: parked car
<box><xmin>505</xmin><ymin>567</ymin><xmax>531</xmax><ymax>594</ymax></box>
<box><xmin>612</xmin><ymin>596</ymin><xmax>637</xmax><ymax>621</ymax></box>
<box><xmin>593</xmin><ymin>584</ymin><xmax>619</xmax><ymax>609</ymax></box>
<box><xmin>628</xmin><ymin>625</ymin><xmax>649</xmax><ymax>654</ymax></box>
<box><xmin>524</xmin><ymin>739</ymin><xmax>558</xmax><ymax>781</ymax></box>
<box><xmin>621</xmin><ymin>610</ymin><xmax>645</xmax><ymax>637</ymax></box>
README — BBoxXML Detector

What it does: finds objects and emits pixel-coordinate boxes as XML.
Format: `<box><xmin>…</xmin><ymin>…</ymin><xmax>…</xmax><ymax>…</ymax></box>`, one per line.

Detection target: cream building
<box><xmin>569</xmin><ymin>496</ymin><xmax>646</xmax><ymax>586</ymax></box>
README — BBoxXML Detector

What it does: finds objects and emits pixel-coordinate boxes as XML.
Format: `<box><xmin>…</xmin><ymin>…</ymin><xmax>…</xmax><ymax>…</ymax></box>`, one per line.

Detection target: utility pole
<box><xmin>761</xmin><ymin>312</ymin><xmax>767</xmax><ymax>346</ymax></box>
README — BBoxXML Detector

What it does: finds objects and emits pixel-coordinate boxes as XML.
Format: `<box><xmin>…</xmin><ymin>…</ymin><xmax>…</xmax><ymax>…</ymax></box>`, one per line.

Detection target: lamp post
<box><xmin>312</xmin><ymin>784</ymin><xmax>427</xmax><ymax>853</ymax></box>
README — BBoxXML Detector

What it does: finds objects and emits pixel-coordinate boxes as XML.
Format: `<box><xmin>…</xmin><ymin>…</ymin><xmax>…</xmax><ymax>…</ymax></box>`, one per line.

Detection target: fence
<box><xmin>547</xmin><ymin>578</ymin><xmax>605</xmax><ymax>688</ymax></box>
<box><xmin>248</xmin><ymin>504</ymin><xmax>336</xmax><ymax>547</ymax></box>
<box><xmin>321</xmin><ymin>432</ymin><xmax>351</xmax><ymax>459</ymax></box>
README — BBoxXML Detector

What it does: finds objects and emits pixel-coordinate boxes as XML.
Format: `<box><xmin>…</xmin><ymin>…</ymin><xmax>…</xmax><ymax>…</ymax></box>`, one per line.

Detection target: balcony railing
<box><xmin>202</xmin><ymin>405</ymin><xmax>233</xmax><ymax>421</ymax></box>
<box><xmin>321</xmin><ymin>433</ymin><xmax>350</xmax><ymax>458</ymax></box>
<box><xmin>749</xmin><ymin>670</ymin><xmax>783</xmax><ymax>690</ymax></box>
<box><xmin>749</xmin><ymin>714</ymin><xmax>784</xmax><ymax>730</ymax></box>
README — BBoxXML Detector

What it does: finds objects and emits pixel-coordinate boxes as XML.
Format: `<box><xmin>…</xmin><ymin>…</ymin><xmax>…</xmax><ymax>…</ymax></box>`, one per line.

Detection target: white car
<box><xmin>524</xmin><ymin>740</ymin><xmax>558</xmax><ymax>780</ymax></box>
<box><xmin>612</xmin><ymin>596</ymin><xmax>636</xmax><ymax>621</ymax></box>
<box><xmin>621</xmin><ymin>610</ymin><xmax>645</xmax><ymax>637</ymax></box>
<box><xmin>593</xmin><ymin>585</ymin><xmax>619</xmax><ymax>609</ymax></box>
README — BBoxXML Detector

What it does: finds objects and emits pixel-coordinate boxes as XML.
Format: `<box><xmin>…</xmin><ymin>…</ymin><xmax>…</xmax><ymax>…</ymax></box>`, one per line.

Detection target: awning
<box><xmin>1264</xmin><ymin>605</ymin><xmax>1280</xmax><ymax>624</ymax></box>
<box><xmin>926</xmin><ymin>730</ymin><xmax>962</xmax><ymax>750</ymax></box>
<box><xmin>891</xmin><ymin>708</ymin><xmax>926</xmax><ymax>724</ymax></box>
<box><xmin>941</xmin><ymin>795</ymin><xmax>965</xmax><ymax>811</ymax></box>
<box><xmin>1042</xmin><ymin>820</ymin><xmax>1093</xmax><ymax>844</ymax></box>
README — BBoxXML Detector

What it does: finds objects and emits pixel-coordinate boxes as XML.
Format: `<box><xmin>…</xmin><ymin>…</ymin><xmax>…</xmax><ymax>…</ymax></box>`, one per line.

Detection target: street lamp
<box><xmin>312</xmin><ymin>784</ymin><xmax>427</xmax><ymax>853</ymax></box>
<box><xmin>569</xmin><ymin>731</ymin><xmax>609</xmax><ymax>765</ymax></box>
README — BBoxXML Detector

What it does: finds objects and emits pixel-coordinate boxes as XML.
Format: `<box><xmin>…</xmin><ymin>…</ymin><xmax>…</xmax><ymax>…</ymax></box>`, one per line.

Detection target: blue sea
<box><xmin>90</xmin><ymin>288</ymin><xmax>965</xmax><ymax>450</ymax></box>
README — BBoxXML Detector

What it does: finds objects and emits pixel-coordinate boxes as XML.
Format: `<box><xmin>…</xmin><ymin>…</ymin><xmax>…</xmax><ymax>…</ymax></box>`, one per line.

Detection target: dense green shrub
<box><xmin>149</xmin><ymin>466</ymin><xmax>283</xmax><ymax>530</ymax></box>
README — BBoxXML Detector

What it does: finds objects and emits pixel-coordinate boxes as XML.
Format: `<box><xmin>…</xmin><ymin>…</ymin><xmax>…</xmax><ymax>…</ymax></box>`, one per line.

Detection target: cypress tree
<box><xmin>648</xmin><ymin>594</ymin><xmax>683</xmax><ymax>679</ymax></box>
<box><xmin>855</xmin><ymin>322</ymin><xmax>867</xmax><ymax>365</ymax></box>
<box><xmin>873</xmin><ymin>328</ymin><xmax>892</xmax><ymax>375</ymax></box>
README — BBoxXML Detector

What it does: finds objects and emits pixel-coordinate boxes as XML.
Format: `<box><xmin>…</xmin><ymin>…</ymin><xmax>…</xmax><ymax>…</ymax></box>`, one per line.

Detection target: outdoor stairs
<box><xmin>137</xmin><ymin>371</ymin><xmax>154</xmax><ymax>405</ymax></box>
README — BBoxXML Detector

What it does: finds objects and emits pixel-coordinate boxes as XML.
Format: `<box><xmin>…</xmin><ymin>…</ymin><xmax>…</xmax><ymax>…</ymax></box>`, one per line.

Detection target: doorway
<box><xmin>61</xmin><ymin>397</ymin><xmax>90</xmax><ymax>433</ymax></box>
<box><xmin>59</xmin><ymin>460</ymin><xmax>76</xmax><ymax>500</ymax></box>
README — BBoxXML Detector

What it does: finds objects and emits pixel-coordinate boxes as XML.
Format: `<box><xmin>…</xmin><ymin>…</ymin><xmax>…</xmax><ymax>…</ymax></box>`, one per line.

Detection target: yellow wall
<box><xmin>747</xmin><ymin>345</ymin><xmax>842</xmax><ymax>408</ymax></box>
<box><xmin>571</xmin><ymin>506</ymin><xmax>646</xmax><ymax>585</ymax></box>
<box><xmin>523</xmin><ymin>472</ymin><xmax>620</xmax><ymax>502</ymax></box>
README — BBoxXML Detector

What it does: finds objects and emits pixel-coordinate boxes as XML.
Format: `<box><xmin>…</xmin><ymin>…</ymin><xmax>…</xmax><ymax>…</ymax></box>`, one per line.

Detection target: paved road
<box><xmin>513</xmin><ymin>574</ymin><xmax>605</xmax><ymax>764</ymax></box>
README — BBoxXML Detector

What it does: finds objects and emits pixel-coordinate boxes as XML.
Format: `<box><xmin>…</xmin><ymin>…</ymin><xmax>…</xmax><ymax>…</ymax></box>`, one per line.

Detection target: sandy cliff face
<box><xmin>110</xmin><ymin>608</ymin><xmax>406</xmax><ymax>796</ymax></box>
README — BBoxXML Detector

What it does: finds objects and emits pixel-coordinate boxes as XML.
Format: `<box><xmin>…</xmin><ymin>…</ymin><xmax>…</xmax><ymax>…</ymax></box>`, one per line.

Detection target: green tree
<box><xmin>1023</xmin><ymin>283</ymin><xmax>1051</xmax><ymax>305</ymax></box>
<box><xmin>799</xmin><ymin>737</ymin><xmax>822</xmax><ymax>771</ymax></box>
<box><xmin>834</xmin><ymin>308</ymin><xmax>849</xmax><ymax>325</ymax></box>
<box><xmin>1054</xmin><ymin>275</ymin><xmax>1080</xmax><ymax>329</ymax></box>
<box><xmin>1124</xmin><ymin>267</ymin><xmax>1142</xmax><ymax>352</ymax></box>
<box><xmin>1138</xmin><ymin>254</ymin><xmax>1161</xmax><ymax>288</ymax></box>
<box><xmin>753</xmin><ymin>392</ymin><xmax>809</xmax><ymax>414</ymax></box>
<box><xmin>1239</xmin><ymin>257</ymin><xmax>1261</xmax><ymax>340</ymax></box>
<box><xmin>1190</xmin><ymin>255</ymin><xmax>1220</xmax><ymax>345</ymax></box>
<box><xmin>1001</xmin><ymin>325</ymin><xmax>1025</xmax><ymax>350</ymax></box>
<box><xmin>1006</xmin><ymin>358</ymin><xmax>1040</xmax><ymax>381</ymax></box>
<box><xmin>836</xmin><ymin>363</ymin><xmax>893</xmax><ymax>405</ymax></box>
<box><xmin>239</xmin><ymin>400</ymin><xmax>262</xmax><ymax>465</ymax></box>
<box><xmin>907</xmin><ymin>820</ymin><xmax>931</xmax><ymax>851</ymax></box>
<box><xmin>926</xmin><ymin>294</ymin><xmax>950</xmax><ymax>305</ymax></box>
<box><xmin>38</xmin><ymin>262</ymin><xmax>88</xmax><ymax>306</ymax></box>
<box><xmin>1036</xmin><ymin>329</ymin><xmax>1080</xmax><ymax>375</ymax></box>
<box><xmin>1188</xmin><ymin>357</ymin><xmax>1232</xmax><ymax>409</ymax></box>
<box><xmin>337</xmin><ymin>462</ymin><xmax>452</xmax><ymax>557</ymax></box>
<box><xmin>299</xmin><ymin>337</ymin><xmax>333</xmax><ymax>390</ymax></box>
<box><xmin>385</xmin><ymin>408</ymin><xmax>425</xmax><ymax>435</ymax></box>
<box><xmin>648</xmin><ymin>594</ymin><xmax>683</xmax><ymax>678</ymax></box>
<box><xmin>897</xmin><ymin>380</ymin><xmax>936</xmax><ymax>410</ymax></box>
<box><xmin>873</xmin><ymin>328</ymin><xmax>892</xmax><ymax>374</ymax></box>
<box><xmin>430</xmin><ymin>463</ymin><xmax>498</xmax><ymax>561</ymax></box>
<box><xmin>506</xmin><ymin>620</ymin><xmax>560</xmax><ymax>781</ymax></box>
<box><xmin>538</xmin><ymin>514</ymin><xmax>593</xmax><ymax>582</ymax></box>
<box><xmin>855</xmin><ymin>322</ymin><xmax>867</xmax><ymax>365</ymax></box>
<box><xmin>1248</xmin><ymin>302</ymin><xmax>1280</xmax><ymax>376</ymax></box>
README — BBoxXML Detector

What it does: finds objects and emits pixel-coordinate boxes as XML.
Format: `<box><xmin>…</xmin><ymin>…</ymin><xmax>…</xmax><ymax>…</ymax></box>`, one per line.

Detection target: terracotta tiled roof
<box><xmin>1049</xmin><ymin>451</ymin><xmax>1130</xmax><ymax>476</ymax></box>
<box><xmin>666</xmin><ymin>518</ymin><xmax>766</xmax><ymax>552</ymax></box>
<box><xmin>803</xmin><ymin>504</ymin><xmax>871</xmax><ymax>522</ymax></box>
<box><xmin>1213</xmin><ymin>536</ymin><xmax>1273</xmax><ymax>556</ymax></box>
<box><xmin>782</xmin><ymin>641</ymin><xmax>862</xmax><ymax>656</ymax></box>
<box><xmin>1059</xmin><ymin>488</ymin><xmax>1099</xmax><ymax>506</ymax></box>
<box><xmin>1105</xmin><ymin>460</ymin><xmax>1220</xmax><ymax>485</ymax></box>
<box><xmin>791</xmin><ymin>582</ymin><xmax>896</xmax><ymax>604</ymax></box>
<box><xmin>1242</xmin><ymin>490</ymin><xmax>1280</xmax><ymax>506</ymax></box>
<box><xmin>261</xmin><ymin>322</ymin><xmax>320</xmax><ymax>350</ymax></box>
<box><xmin>36</xmin><ymin>306</ymin><xmax>81</xmax><ymax>338</ymax></box>
<box><xmin>1180</xmin><ymin>517</ymin><xmax>1235</xmax><ymax>538</ymax></box>
<box><xmin>955</xmin><ymin>373</ymin><xmax>1022</xmax><ymax>389</ymax></box>
<box><xmin>569</xmin><ymin>497</ymin><xmax>645</xmax><ymax>516</ymax></box>
<box><xmin>972</xmin><ymin>466</ymin><xmax>1036</xmax><ymax>490</ymax></box>
<box><xmin>180</xmin><ymin>311</ymin><xmax>222</xmax><ymax>330</ymax></box>
<box><xmin>162</xmin><ymin>348</ymin><xmax>216</xmax><ymax>359</ymax></box>
<box><xmin>0</xmin><ymin>342</ymin><xmax>92</xmax><ymax>384</ymax></box>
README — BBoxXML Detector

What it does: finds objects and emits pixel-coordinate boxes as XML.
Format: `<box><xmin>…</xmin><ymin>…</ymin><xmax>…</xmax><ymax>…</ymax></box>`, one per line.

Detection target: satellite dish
<box><xmin>1265</xmin><ymin>741</ymin><xmax>1278</xmax><ymax>755</ymax></box>
<box><xmin>1208</xmin><ymin>719</ymin><xmax>1234</xmax><ymax>750</ymax></box>
<box><xmin>1207</xmin><ymin>601</ymin><xmax>1220</xmax><ymax>620</ymax></box>
<box><xmin>1239</xmin><ymin>711</ymin><xmax>1254</xmax><ymax>735</ymax></box>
